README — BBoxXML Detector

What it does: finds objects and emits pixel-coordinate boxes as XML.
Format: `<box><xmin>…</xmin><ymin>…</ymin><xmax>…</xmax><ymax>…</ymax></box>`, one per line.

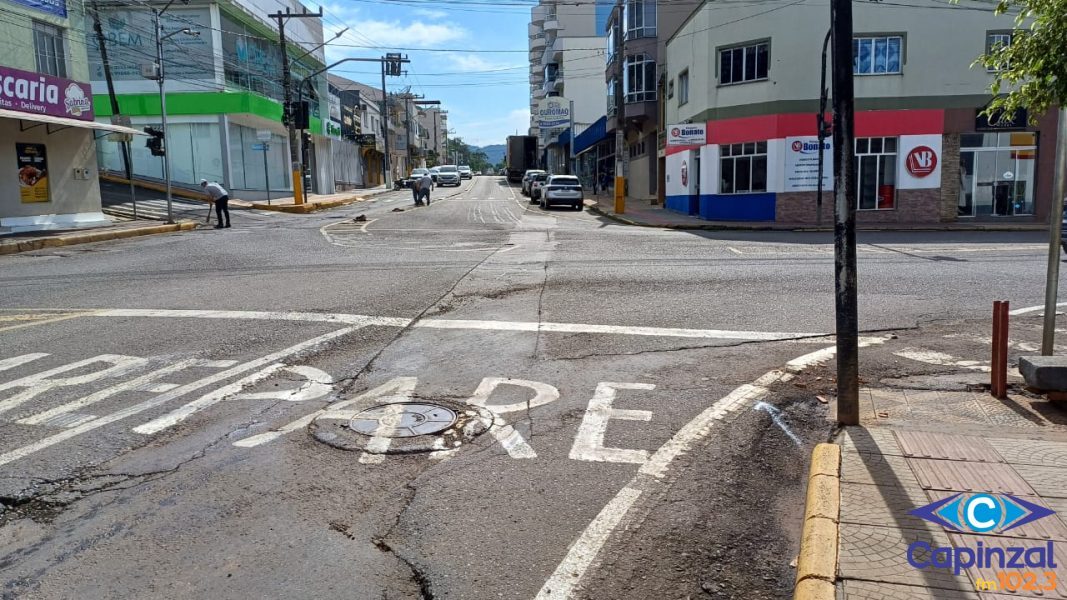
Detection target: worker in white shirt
<box><xmin>200</xmin><ymin>179</ymin><xmax>231</xmax><ymax>228</ymax></box>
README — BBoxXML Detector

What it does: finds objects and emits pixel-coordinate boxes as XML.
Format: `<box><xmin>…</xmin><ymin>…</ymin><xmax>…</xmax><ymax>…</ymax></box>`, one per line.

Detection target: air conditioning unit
<box><xmin>140</xmin><ymin>63</ymin><xmax>160</xmax><ymax>80</ymax></box>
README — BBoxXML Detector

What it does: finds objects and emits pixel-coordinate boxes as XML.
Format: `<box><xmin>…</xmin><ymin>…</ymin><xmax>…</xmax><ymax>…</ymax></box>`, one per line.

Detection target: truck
<box><xmin>506</xmin><ymin>135</ymin><xmax>538</xmax><ymax>183</ymax></box>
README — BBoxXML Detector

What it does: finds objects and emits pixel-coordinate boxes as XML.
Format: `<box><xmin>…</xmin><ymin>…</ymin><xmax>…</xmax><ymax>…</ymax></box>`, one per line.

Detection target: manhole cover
<box><xmin>349</xmin><ymin>403</ymin><xmax>458</xmax><ymax>438</ymax></box>
<box><xmin>308</xmin><ymin>398</ymin><xmax>493</xmax><ymax>455</ymax></box>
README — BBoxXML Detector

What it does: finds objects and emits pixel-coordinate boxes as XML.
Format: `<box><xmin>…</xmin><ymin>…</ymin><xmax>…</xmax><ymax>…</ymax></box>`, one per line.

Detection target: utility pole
<box><xmin>1041</xmin><ymin>108</ymin><xmax>1067</xmax><ymax>354</ymax></box>
<box><xmin>270</xmin><ymin>7</ymin><xmax>323</xmax><ymax>205</ymax></box>
<box><xmin>152</xmin><ymin>7</ymin><xmax>199</xmax><ymax>224</ymax></box>
<box><xmin>90</xmin><ymin>1</ymin><xmax>133</xmax><ymax>187</ymax></box>
<box><xmin>830</xmin><ymin>0</ymin><xmax>860</xmax><ymax>424</ymax></box>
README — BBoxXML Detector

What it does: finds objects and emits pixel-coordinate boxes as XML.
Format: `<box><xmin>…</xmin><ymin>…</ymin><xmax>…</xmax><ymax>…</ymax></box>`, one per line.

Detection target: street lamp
<box><xmin>152</xmin><ymin>8</ymin><xmax>198</xmax><ymax>224</ymax></box>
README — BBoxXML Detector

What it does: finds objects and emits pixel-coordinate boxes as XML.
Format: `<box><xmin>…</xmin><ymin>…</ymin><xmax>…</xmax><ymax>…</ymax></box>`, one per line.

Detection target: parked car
<box><xmin>429</xmin><ymin>167</ymin><xmax>441</xmax><ymax>183</ymax></box>
<box><xmin>522</xmin><ymin>169</ymin><xmax>546</xmax><ymax>196</ymax></box>
<box><xmin>540</xmin><ymin>175</ymin><xmax>584</xmax><ymax>210</ymax></box>
<box><xmin>474</xmin><ymin>171</ymin><xmax>482</xmax><ymax>176</ymax></box>
<box><xmin>437</xmin><ymin>165</ymin><xmax>461</xmax><ymax>186</ymax></box>
<box><xmin>529</xmin><ymin>172</ymin><xmax>551</xmax><ymax>201</ymax></box>
<box><xmin>458</xmin><ymin>165</ymin><xmax>473</xmax><ymax>179</ymax></box>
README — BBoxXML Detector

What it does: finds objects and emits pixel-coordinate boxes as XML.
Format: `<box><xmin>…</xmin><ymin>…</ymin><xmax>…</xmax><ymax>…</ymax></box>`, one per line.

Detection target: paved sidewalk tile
<box><xmin>838</xmin><ymin>523</ymin><xmax>974</xmax><ymax>591</ymax></box>
<box><xmin>908</xmin><ymin>459</ymin><xmax>1036</xmax><ymax>495</ymax></box>
<box><xmin>1011</xmin><ymin>464</ymin><xmax>1067</xmax><ymax>499</ymax></box>
<box><xmin>988</xmin><ymin>438</ymin><xmax>1067</xmax><ymax>468</ymax></box>
<box><xmin>840</xmin><ymin>580</ymin><xmax>979</xmax><ymax>599</ymax></box>
<box><xmin>840</xmin><ymin>482</ymin><xmax>932</xmax><ymax>530</ymax></box>
<box><xmin>842</xmin><ymin>453</ymin><xmax>922</xmax><ymax>489</ymax></box>
<box><xmin>840</xmin><ymin>426</ymin><xmax>905</xmax><ymax>457</ymax></box>
<box><xmin>896</xmin><ymin>431</ymin><xmax>1004</xmax><ymax>463</ymax></box>
<box><xmin>947</xmin><ymin>534</ymin><xmax>1067</xmax><ymax>599</ymax></box>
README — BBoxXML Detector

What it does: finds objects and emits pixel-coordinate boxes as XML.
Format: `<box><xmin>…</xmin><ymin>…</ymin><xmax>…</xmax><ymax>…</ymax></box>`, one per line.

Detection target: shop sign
<box><xmin>88</xmin><ymin>7</ymin><xmax>214</xmax><ymax>82</ymax></box>
<box><xmin>9</xmin><ymin>0</ymin><xmax>65</xmax><ymax>17</ymax></box>
<box><xmin>326</xmin><ymin>121</ymin><xmax>343</xmax><ymax>138</ymax></box>
<box><xmin>667</xmin><ymin>123</ymin><xmax>706</xmax><ymax>146</ymax></box>
<box><xmin>0</xmin><ymin>66</ymin><xmax>93</xmax><ymax>121</ymax></box>
<box><xmin>976</xmin><ymin>108</ymin><xmax>1028</xmax><ymax>131</ymax></box>
<box><xmin>16</xmin><ymin>143</ymin><xmax>50</xmax><ymax>203</ymax></box>
<box><xmin>783</xmin><ymin>136</ymin><xmax>833</xmax><ymax>192</ymax></box>
<box><xmin>535</xmin><ymin>98</ymin><xmax>571</xmax><ymax>129</ymax></box>
<box><xmin>906</xmin><ymin>146</ymin><xmax>938</xmax><ymax>177</ymax></box>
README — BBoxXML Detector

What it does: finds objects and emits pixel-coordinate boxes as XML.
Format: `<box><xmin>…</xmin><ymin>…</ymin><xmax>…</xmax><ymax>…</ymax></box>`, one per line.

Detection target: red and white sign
<box><xmin>667</xmin><ymin>123</ymin><xmax>706</xmax><ymax>146</ymax></box>
<box><xmin>905</xmin><ymin>146</ymin><xmax>938</xmax><ymax>177</ymax></box>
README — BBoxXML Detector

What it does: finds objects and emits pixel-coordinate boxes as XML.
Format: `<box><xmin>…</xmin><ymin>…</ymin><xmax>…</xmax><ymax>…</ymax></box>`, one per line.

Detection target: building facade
<box><xmin>663</xmin><ymin>0</ymin><xmax>1060</xmax><ymax>225</ymax></box>
<box><xmin>88</xmin><ymin>0</ymin><xmax>331</xmax><ymax>201</ymax></box>
<box><xmin>0</xmin><ymin>0</ymin><xmax>138</xmax><ymax>232</ymax></box>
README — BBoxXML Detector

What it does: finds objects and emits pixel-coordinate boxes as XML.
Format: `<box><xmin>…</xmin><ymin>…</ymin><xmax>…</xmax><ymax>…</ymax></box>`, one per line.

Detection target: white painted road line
<box><xmin>78</xmin><ymin>308</ymin><xmax>823</xmax><ymax>342</ymax></box>
<box><xmin>1009</xmin><ymin>302</ymin><xmax>1067</xmax><ymax>316</ymax></box>
<box><xmin>0</xmin><ymin>327</ymin><xmax>360</xmax><ymax>467</ymax></box>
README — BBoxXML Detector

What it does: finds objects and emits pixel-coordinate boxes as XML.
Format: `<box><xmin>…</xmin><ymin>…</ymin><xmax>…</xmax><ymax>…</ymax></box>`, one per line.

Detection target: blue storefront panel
<box><xmin>666</xmin><ymin>195</ymin><xmax>700</xmax><ymax>216</ymax></box>
<box><xmin>699</xmin><ymin>193</ymin><xmax>776</xmax><ymax>221</ymax></box>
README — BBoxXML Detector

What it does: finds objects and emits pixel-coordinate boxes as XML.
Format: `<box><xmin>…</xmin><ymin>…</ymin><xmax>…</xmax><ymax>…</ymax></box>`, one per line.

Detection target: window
<box><xmin>854</xmin><ymin>137</ymin><xmax>898</xmax><ymax>210</ymax></box>
<box><xmin>853</xmin><ymin>36</ymin><xmax>902</xmax><ymax>75</ymax></box>
<box><xmin>606</xmin><ymin>27</ymin><xmax>617</xmax><ymax>63</ymax></box>
<box><xmin>986</xmin><ymin>32</ymin><xmax>1013</xmax><ymax>71</ymax></box>
<box><xmin>623</xmin><ymin>0</ymin><xmax>656</xmax><ymax>40</ymax></box>
<box><xmin>33</xmin><ymin>21</ymin><xmax>66</xmax><ymax>78</ymax></box>
<box><xmin>607</xmin><ymin>78</ymin><xmax>617</xmax><ymax>116</ymax></box>
<box><xmin>628</xmin><ymin>140</ymin><xmax>647</xmax><ymax>159</ymax></box>
<box><xmin>623</xmin><ymin>54</ymin><xmax>656</xmax><ymax>103</ymax></box>
<box><xmin>718</xmin><ymin>42</ymin><xmax>768</xmax><ymax>85</ymax></box>
<box><xmin>678</xmin><ymin>70</ymin><xmax>689</xmax><ymax>106</ymax></box>
<box><xmin>720</xmin><ymin>141</ymin><xmax>768</xmax><ymax>194</ymax></box>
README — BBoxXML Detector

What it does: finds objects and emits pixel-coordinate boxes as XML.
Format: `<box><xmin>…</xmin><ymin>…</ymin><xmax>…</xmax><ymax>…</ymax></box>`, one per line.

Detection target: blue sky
<box><xmin>320</xmin><ymin>1</ymin><xmax>533</xmax><ymax>147</ymax></box>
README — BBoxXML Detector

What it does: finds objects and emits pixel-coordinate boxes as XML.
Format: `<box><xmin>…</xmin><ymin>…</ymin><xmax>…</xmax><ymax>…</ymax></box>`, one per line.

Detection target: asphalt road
<box><xmin>0</xmin><ymin>176</ymin><xmax>1063</xmax><ymax>599</ymax></box>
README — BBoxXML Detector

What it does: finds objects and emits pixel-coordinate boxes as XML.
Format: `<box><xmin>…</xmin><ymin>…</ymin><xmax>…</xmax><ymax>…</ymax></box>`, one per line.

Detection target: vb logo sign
<box><xmin>906</xmin><ymin>146</ymin><xmax>938</xmax><ymax>177</ymax></box>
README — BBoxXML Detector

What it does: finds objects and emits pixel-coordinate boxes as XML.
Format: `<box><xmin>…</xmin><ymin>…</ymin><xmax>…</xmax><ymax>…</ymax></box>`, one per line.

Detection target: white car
<box><xmin>540</xmin><ymin>175</ymin><xmax>584</xmax><ymax>210</ymax></box>
<box><xmin>522</xmin><ymin>169</ymin><xmax>546</xmax><ymax>196</ymax></box>
<box><xmin>458</xmin><ymin>165</ymin><xmax>473</xmax><ymax>179</ymax></box>
<box><xmin>437</xmin><ymin>165</ymin><xmax>461</xmax><ymax>186</ymax></box>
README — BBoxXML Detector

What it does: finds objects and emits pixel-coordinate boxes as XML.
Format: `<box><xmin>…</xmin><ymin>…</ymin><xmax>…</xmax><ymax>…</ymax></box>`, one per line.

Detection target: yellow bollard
<box><xmin>292</xmin><ymin>170</ymin><xmax>304</xmax><ymax>205</ymax></box>
<box><xmin>614</xmin><ymin>176</ymin><xmax>625</xmax><ymax>214</ymax></box>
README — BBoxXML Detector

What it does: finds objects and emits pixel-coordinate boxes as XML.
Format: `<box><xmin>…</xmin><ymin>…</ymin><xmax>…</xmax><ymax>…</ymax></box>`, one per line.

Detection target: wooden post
<box><xmin>991</xmin><ymin>301</ymin><xmax>1009</xmax><ymax>399</ymax></box>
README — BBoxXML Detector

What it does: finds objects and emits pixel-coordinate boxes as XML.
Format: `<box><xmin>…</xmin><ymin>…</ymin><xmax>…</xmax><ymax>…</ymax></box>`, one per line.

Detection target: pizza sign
<box><xmin>906</xmin><ymin>146</ymin><xmax>938</xmax><ymax>177</ymax></box>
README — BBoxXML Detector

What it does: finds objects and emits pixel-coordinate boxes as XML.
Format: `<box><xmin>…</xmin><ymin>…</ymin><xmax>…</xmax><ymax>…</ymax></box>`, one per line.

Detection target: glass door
<box><xmin>958</xmin><ymin>132</ymin><xmax>1037</xmax><ymax>217</ymax></box>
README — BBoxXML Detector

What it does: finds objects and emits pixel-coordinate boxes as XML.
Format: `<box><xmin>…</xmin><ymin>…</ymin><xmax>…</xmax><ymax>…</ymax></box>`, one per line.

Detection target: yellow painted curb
<box><xmin>250</xmin><ymin>196</ymin><xmax>363</xmax><ymax>214</ymax></box>
<box><xmin>0</xmin><ymin>222</ymin><xmax>196</xmax><ymax>255</ymax></box>
<box><xmin>794</xmin><ymin>443</ymin><xmax>841</xmax><ymax>599</ymax></box>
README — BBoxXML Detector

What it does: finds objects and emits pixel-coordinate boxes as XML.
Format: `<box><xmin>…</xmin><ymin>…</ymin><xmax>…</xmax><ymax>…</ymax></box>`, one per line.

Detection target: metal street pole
<box><xmin>831</xmin><ymin>0</ymin><xmax>860</xmax><ymax>424</ymax></box>
<box><xmin>816</xmin><ymin>28</ymin><xmax>832</xmax><ymax>228</ymax></box>
<box><xmin>1041</xmin><ymin>107</ymin><xmax>1067</xmax><ymax>354</ymax></box>
<box><xmin>154</xmin><ymin>9</ymin><xmax>173</xmax><ymax>224</ymax></box>
<box><xmin>264</xmin><ymin>142</ymin><xmax>272</xmax><ymax>205</ymax></box>
<box><xmin>381</xmin><ymin>61</ymin><xmax>392</xmax><ymax>186</ymax></box>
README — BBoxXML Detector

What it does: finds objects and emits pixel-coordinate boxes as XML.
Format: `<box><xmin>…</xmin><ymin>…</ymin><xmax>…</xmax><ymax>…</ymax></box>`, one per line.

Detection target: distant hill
<box><xmin>475</xmin><ymin>144</ymin><xmax>506</xmax><ymax>165</ymax></box>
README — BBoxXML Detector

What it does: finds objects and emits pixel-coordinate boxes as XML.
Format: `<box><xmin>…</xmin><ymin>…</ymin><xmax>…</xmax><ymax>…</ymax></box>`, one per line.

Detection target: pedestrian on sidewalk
<box><xmin>201</xmin><ymin>179</ymin><xmax>231</xmax><ymax>229</ymax></box>
<box><xmin>418</xmin><ymin>172</ymin><xmax>433</xmax><ymax>206</ymax></box>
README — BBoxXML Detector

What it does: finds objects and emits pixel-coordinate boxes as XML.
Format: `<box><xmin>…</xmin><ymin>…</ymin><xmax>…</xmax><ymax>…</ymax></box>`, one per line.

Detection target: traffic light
<box><xmin>385</xmin><ymin>53</ymin><xmax>403</xmax><ymax>76</ymax></box>
<box><xmin>144</xmin><ymin>126</ymin><xmax>165</xmax><ymax>157</ymax></box>
<box><xmin>288</xmin><ymin>101</ymin><xmax>310</xmax><ymax>129</ymax></box>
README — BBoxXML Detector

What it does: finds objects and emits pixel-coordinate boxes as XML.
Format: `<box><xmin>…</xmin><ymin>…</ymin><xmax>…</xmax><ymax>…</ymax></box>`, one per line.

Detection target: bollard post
<box><xmin>991</xmin><ymin>301</ymin><xmax>1009</xmax><ymax>399</ymax></box>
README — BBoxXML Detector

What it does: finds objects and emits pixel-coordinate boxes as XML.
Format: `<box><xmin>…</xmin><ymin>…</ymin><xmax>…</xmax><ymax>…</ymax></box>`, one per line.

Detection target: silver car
<box><xmin>540</xmin><ymin>175</ymin><xmax>584</xmax><ymax>210</ymax></box>
<box><xmin>437</xmin><ymin>165</ymin><xmax>461</xmax><ymax>186</ymax></box>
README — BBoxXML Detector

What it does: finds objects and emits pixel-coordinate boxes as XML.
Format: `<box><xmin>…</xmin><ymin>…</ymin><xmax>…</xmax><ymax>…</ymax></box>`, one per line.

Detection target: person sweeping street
<box><xmin>201</xmin><ymin>179</ymin><xmax>231</xmax><ymax>229</ymax></box>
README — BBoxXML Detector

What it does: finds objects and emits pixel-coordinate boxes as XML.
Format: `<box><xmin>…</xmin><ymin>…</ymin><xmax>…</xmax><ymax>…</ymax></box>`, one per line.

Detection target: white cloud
<box><xmin>413</xmin><ymin>8</ymin><xmax>449</xmax><ymax>19</ymax></box>
<box><xmin>442</xmin><ymin>52</ymin><xmax>523</xmax><ymax>73</ymax></box>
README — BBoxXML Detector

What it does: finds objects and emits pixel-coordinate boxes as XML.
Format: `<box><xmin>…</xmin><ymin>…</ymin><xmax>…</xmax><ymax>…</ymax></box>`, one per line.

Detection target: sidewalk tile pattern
<box><xmin>987</xmin><ymin>439</ymin><xmax>1067</xmax><ymax>468</ymax></box>
<box><xmin>840</xmin><ymin>482</ymin><xmax>934</xmax><ymax>531</ymax></box>
<box><xmin>908</xmin><ymin>459</ymin><xmax>1036</xmax><ymax>495</ymax></box>
<box><xmin>839</xmin><ymin>426</ymin><xmax>905</xmax><ymax>457</ymax></box>
<box><xmin>842</xmin><ymin>454</ymin><xmax>922</xmax><ymax>488</ymax></box>
<box><xmin>1011</xmin><ymin>464</ymin><xmax>1067</xmax><ymax>499</ymax></box>
<box><xmin>840</xmin><ymin>580</ymin><xmax>979</xmax><ymax>599</ymax></box>
<box><xmin>896</xmin><ymin>431</ymin><xmax>1004</xmax><ymax>463</ymax></box>
<box><xmin>838</xmin><ymin>523</ymin><xmax>974</xmax><ymax>590</ymax></box>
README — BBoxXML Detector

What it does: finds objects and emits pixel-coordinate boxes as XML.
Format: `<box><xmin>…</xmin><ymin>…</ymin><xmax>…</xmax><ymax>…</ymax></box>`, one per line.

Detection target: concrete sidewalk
<box><xmin>589</xmin><ymin>194</ymin><xmax>1047</xmax><ymax>232</ymax></box>
<box><xmin>796</xmin><ymin>387</ymin><xmax>1067</xmax><ymax>599</ymax></box>
<box><xmin>0</xmin><ymin>220</ymin><xmax>197</xmax><ymax>255</ymax></box>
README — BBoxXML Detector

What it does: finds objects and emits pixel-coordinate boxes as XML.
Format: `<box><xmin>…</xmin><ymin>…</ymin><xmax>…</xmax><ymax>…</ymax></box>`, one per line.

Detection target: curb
<box><xmin>0</xmin><ymin>221</ymin><xmax>197</xmax><ymax>256</ymax></box>
<box><xmin>100</xmin><ymin>173</ymin><xmax>211</xmax><ymax>203</ymax></box>
<box><xmin>586</xmin><ymin>203</ymin><xmax>1047</xmax><ymax>232</ymax></box>
<box><xmin>250</xmin><ymin>196</ymin><xmax>363</xmax><ymax>213</ymax></box>
<box><xmin>794</xmin><ymin>442</ymin><xmax>841</xmax><ymax>600</ymax></box>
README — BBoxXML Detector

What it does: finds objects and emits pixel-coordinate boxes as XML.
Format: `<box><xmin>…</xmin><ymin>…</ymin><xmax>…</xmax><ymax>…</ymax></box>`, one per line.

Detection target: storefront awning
<box><xmin>0</xmin><ymin>109</ymin><xmax>143</xmax><ymax>136</ymax></box>
<box><xmin>574</xmin><ymin>116</ymin><xmax>607</xmax><ymax>156</ymax></box>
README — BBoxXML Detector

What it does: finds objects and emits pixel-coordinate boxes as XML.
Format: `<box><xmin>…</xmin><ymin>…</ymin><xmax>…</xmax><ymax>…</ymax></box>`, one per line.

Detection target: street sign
<box><xmin>251</xmin><ymin>142</ymin><xmax>270</xmax><ymax>151</ymax></box>
<box><xmin>256</xmin><ymin>129</ymin><xmax>273</xmax><ymax>142</ymax></box>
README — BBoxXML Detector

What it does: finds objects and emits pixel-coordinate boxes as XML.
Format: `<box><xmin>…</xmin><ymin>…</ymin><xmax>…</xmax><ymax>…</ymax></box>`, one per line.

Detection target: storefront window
<box><xmin>720</xmin><ymin>141</ymin><xmax>767</xmax><ymax>194</ymax></box>
<box><xmin>855</xmin><ymin>137</ymin><xmax>897</xmax><ymax>210</ymax></box>
<box><xmin>228</xmin><ymin>123</ymin><xmax>290</xmax><ymax>191</ymax></box>
<box><xmin>958</xmin><ymin>132</ymin><xmax>1035</xmax><ymax>216</ymax></box>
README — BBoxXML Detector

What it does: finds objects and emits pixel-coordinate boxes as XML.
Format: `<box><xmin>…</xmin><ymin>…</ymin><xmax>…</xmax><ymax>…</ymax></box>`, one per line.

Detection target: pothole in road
<box><xmin>309</xmin><ymin>400</ymin><xmax>493</xmax><ymax>454</ymax></box>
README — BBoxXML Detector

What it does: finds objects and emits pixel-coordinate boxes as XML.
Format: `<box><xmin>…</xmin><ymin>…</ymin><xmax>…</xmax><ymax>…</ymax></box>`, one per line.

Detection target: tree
<box><xmin>976</xmin><ymin>0</ymin><xmax>1067</xmax><ymax>119</ymax></box>
<box><xmin>468</xmin><ymin>151</ymin><xmax>491</xmax><ymax>173</ymax></box>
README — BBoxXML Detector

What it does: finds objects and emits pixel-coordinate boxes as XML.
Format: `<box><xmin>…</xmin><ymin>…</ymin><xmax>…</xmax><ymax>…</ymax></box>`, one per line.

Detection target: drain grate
<box><xmin>349</xmin><ymin>403</ymin><xmax>458</xmax><ymax>438</ymax></box>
